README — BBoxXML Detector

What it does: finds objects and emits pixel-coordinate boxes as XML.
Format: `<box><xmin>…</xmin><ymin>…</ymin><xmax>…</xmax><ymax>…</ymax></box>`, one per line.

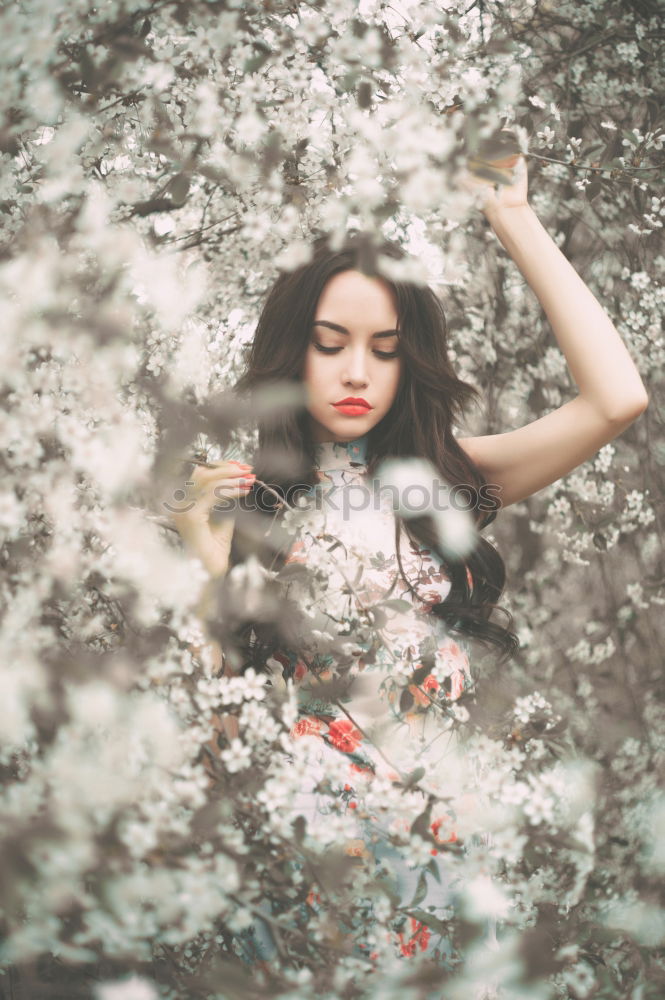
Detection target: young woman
<box><xmin>169</xmin><ymin>154</ymin><xmax>648</xmax><ymax>975</ymax></box>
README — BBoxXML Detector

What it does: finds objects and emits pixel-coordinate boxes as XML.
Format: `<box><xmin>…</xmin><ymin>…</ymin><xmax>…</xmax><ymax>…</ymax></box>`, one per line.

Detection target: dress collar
<box><xmin>312</xmin><ymin>434</ymin><xmax>369</xmax><ymax>472</ymax></box>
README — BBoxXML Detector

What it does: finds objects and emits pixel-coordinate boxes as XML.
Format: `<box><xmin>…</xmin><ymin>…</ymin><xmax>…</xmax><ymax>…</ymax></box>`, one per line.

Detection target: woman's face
<box><xmin>302</xmin><ymin>269</ymin><xmax>403</xmax><ymax>443</ymax></box>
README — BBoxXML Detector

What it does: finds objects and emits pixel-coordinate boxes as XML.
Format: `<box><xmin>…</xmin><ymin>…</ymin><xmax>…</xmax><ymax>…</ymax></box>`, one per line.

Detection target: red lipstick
<box><xmin>333</xmin><ymin>397</ymin><xmax>372</xmax><ymax>416</ymax></box>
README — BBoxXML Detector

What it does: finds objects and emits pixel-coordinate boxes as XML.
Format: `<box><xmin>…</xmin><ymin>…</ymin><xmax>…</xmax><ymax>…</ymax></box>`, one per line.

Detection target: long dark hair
<box><xmin>228</xmin><ymin>230</ymin><xmax>520</xmax><ymax>668</ymax></box>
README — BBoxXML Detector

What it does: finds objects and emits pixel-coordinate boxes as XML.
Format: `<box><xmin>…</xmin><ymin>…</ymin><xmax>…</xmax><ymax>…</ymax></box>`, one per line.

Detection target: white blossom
<box><xmin>220</xmin><ymin>738</ymin><xmax>252</xmax><ymax>773</ymax></box>
<box><xmin>95</xmin><ymin>977</ymin><xmax>159</xmax><ymax>1000</ymax></box>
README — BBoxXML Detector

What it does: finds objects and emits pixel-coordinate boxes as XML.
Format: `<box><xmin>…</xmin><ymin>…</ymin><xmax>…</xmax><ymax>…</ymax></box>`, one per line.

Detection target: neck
<box><xmin>312</xmin><ymin>433</ymin><xmax>369</xmax><ymax>469</ymax></box>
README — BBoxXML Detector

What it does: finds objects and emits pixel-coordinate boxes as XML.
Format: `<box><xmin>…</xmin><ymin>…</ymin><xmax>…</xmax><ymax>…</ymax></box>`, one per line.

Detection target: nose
<box><xmin>342</xmin><ymin>346</ymin><xmax>369</xmax><ymax>388</ymax></box>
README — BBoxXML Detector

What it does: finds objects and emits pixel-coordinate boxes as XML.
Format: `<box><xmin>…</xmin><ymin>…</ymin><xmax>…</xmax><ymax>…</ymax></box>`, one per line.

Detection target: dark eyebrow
<box><xmin>312</xmin><ymin>320</ymin><xmax>400</xmax><ymax>339</ymax></box>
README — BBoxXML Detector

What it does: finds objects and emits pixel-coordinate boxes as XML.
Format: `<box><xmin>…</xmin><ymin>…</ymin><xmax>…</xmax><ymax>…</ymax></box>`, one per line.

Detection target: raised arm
<box><xmin>458</xmin><ymin>154</ymin><xmax>648</xmax><ymax>508</ymax></box>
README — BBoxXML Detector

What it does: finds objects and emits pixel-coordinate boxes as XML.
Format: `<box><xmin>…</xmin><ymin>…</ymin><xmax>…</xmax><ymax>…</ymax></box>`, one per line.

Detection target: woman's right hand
<box><xmin>168</xmin><ymin>458</ymin><xmax>255</xmax><ymax>577</ymax></box>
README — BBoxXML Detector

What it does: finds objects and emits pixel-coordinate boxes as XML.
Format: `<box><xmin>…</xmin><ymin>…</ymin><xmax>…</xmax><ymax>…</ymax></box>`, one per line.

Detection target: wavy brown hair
<box><xmin>228</xmin><ymin>230</ymin><xmax>520</xmax><ymax>669</ymax></box>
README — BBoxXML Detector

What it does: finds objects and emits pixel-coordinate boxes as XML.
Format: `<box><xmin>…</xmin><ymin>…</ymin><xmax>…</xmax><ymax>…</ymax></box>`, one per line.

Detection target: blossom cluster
<box><xmin>0</xmin><ymin>0</ymin><xmax>660</xmax><ymax>998</ymax></box>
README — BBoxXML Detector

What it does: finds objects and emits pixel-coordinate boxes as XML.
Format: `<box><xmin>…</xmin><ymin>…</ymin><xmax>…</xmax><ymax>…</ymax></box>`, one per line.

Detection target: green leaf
<box><xmin>599</xmin><ymin>133</ymin><xmax>623</xmax><ymax>165</ymax></box>
<box><xmin>370</xmin><ymin>607</ymin><xmax>387</xmax><ymax>628</ymax></box>
<box><xmin>403</xmin><ymin>766</ymin><xmax>426</xmax><ymax>789</ymax></box>
<box><xmin>519</xmin><ymin>113</ymin><xmax>535</xmax><ymax>135</ymax></box>
<box><xmin>409</xmin><ymin>869</ymin><xmax>428</xmax><ymax>908</ymax></box>
<box><xmin>243</xmin><ymin>49</ymin><xmax>272</xmax><ymax>75</ymax></box>
<box><xmin>622</xmin><ymin>129</ymin><xmax>640</xmax><ymax>147</ymax></box>
<box><xmin>340</xmin><ymin>69</ymin><xmax>361</xmax><ymax>94</ymax></box>
<box><xmin>585</xmin><ymin>180</ymin><xmax>602</xmax><ymax>201</ymax></box>
<box><xmin>410</xmin><ymin>800</ymin><xmax>433</xmax><ymax>839</ymax></box>
<box><xmin>357</xmin><ymin>81</ymin><xmax>372</xmax><ymax>109</ymax></box>
<box><xmin>400</xmin><ymin>688</ymin><xmax>414</xmax><ymax>714</ymax></box>
<box><xmin>411</xmin><ymin>663</ymin><xmax>432</xmax><ymax>686</ymax></box>
<box><xmin>292</xmin><ymin>815</ymin><xmax>306</xmax><ymax>844</ymax></box>
<box><xmin>408</xmin><ymin>907</ymin><xmax>451</xmax><ymax>938</ymax></box>
<box><xmin>427</xmin><ymin>856</ymin><xmax>442</xmax><ymax>883</ymax></box>
<box><xmin>167</xmin><ymin>173</ymin><xmax>190</xmax><ymax>206</ymax></box>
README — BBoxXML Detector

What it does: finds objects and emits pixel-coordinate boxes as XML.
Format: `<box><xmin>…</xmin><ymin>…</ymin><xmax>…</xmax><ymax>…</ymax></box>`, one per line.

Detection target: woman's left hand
<box><xmin>460</xmin><ymin>152</ymin><xmax>529</xmax><ymax>215</ymax></box>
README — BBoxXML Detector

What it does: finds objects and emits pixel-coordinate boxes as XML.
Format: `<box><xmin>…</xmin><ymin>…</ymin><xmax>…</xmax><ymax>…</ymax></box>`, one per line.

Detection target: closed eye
<box><xmin>312</xmin><ymin>343</ymin><xmax>399</xmax><ymax>360</ymax></box>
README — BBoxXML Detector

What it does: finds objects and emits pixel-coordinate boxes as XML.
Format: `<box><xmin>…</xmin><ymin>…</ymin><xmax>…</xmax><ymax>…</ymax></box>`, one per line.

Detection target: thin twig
<box><xmin>527</xmin><ymin>150</ymin><xmax>661</xmax><ymax>176</ymax></box>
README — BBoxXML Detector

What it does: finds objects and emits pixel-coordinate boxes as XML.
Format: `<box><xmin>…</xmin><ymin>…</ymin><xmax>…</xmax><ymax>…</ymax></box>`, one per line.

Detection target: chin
<box><xmin>309</xmin><ymin>409</ymin><xmax>379</xmax><ymax>442</ymax></box>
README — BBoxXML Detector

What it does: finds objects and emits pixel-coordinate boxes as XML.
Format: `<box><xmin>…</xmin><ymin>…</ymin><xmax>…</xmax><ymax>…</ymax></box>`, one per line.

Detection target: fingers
<box><xmin>192</xmin><ymin>459</ymin><xmax>253</xmax><ymax>481</ymax></box>
<box><xmin>189</xmin><ymin>460</ymin><xmax>255</xmax><ymax>495</ymax></box>
<box><xmin>191</xmin><ymin>468</ymin><xmax>254</xmax><ymax>489</ymax></box>
<box><xmin>193</xmin><ymin>474</ymin><xmax>256</xmax><ymax>502</ymax></box>
<box><xmin>166</xmin><ymin>462</ymin><xmax>256</xmax><ymax>521</ymax></box>
<box><xmin>488</xmin><ymin>153</ymin><xmax>521</xmax><ymax>169</ymax></box>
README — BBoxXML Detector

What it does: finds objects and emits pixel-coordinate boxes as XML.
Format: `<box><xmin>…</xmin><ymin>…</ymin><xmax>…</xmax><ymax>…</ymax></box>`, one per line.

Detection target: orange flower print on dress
<box><xmin>447</xmin><ymin>669</ymin><xmax>466</xmax><ymax>701</ymax></box>
<box><xmin>431</xmin><ymin>815</ymin><xmax>458</xmax><ymax>845</ymax></box>
<box><xmin>293</xmin><ymin>659</ymin><xmax>308</xmax><ymax>682</ymax></box>
<box><xmin>290</xmin><ymin>715</ymin><xmax>323</xmax><ymax>740</ymax></box>
<box><xmin>408</xmin><ymin>671</ymin><xmax>440</xmax><ymax>707</ymax></box>
<box><xmin>240</xmin><ymin>436</ymin><xmax>482</xmax><ymax>969</ymax></box>
<box><xmin>306</xmin><ymin>887</ymin><xmax>322</xmax><ymax>908</ymax></box>
<box><xmin>419</xmin><ymin>589</ymin><xmax>447</xmax><ymax>610</ymax></box>
<box><xmin>396</xmin><ymin>917</ymin><xmax>431</xmax><ymax>957</ymax></box>
<box><xmin>349</xmin><ymin>761</ymin><xmax>373</xmax><ymax>776</ymax></box>
<box><xmin>434</xmin><ymin>638</ymin><xmax>470</xmax><ymax>701</ymax></box>
<box><xmin>344</xmin><ymin>838</ymin><xmax>370</xmax><ymax>858</ymax></box>
<box><xmin>438</xmin><ymin>638</ymin><xmax>470</xmax><ymax>670</ymax></box>
<box><xmin>327</xmin><ymin>719</ymin><xmax>362</xmax><ymax>753</ymax></box>
<box><xmin>270</xmin><ymin>650</ymin><xmax>308</xmax><ymax>683</ymax></box>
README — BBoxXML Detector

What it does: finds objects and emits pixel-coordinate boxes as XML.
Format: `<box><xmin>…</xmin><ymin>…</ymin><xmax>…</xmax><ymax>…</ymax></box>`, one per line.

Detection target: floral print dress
<box><xmin>238</xmin><ymin>434</ymin><xmax>498</xmax><ymax>981</ymax></box>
